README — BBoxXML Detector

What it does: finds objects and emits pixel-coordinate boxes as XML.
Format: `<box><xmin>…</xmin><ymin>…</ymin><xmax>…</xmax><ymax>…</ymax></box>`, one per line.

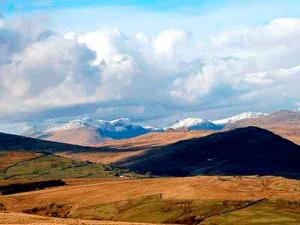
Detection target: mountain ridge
<box><xmin>19</xmin><ymin>109</ymin><xmax>300</xmax><ymax>145</ymax></box>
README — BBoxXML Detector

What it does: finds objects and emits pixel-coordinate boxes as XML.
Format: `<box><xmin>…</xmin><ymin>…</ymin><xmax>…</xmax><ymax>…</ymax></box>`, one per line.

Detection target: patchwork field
<box><xmin>1</xmin><ymin>176</ymin><xmax>300</xmax><ymax>224</ymax></box>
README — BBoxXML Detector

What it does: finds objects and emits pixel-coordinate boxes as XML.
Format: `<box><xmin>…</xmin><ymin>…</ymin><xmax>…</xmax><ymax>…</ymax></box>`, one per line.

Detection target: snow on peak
<box><xmin>44</xmin><ymin>118</ymin><xmax>135</xmax><ymax>132</ymax></box>
<box><xmin>213</xmin><ymin>112</ymin><xmax>268</xmax><ymax>125</ymax></box>
<box><xmin>110</xmin><ymin>118</ymin><xmax>132</xmax><ymax>126</ymax></box>
<box><xmin>168</xmin><ymin>118</ymin><xmax>207</xmax><ymax>130</ymax></box>
<box><xmin>45</xmin><ymin>119</ymin><xmax>89</xmax><ymax>132</ymax></box>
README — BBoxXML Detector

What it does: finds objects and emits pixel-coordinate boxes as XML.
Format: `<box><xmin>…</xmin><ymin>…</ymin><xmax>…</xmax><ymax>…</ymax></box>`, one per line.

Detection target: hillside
<box><xmin>0</xmin><ymin>132</ymin><xmax>98</xmax><ymax>152</ymax></box>
<box><xmin>58</xmin><ymin>131</ymin><xmax>213</xmax><ymax>165</ymax></box>
<box><xmin>226</xmin><ymin>110</ymin><xmax>300</xmax><ymax>144</ymax></box>
<box><xmin>116</xmin><ymin>127</ymin><xmax>300</xmax><ymax>178</ymax></box>
<box><xmin>0</xmin><ymin>133</ymin><xmax>140</xmax><ymax>180</ymax></box>
<box><xmin>1</xmin><ymin>176</ymin><xmax>300</xmax><ymax>224</ymax></box>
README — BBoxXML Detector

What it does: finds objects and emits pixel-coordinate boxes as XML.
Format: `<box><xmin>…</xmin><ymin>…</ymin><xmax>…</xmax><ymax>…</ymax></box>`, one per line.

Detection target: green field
<box><xmin>204</xmin><ymin>200</ymin><xmax>300</xmax><ymax>225</ymax></box>
<box><xmin>71</xmin><ymin>195</ymin><xmax>300</xmax><ymax>224</ymax></box>
<box><xmin>0</xmin><ymin>152</ymin><xmax>139</xmax><ymax>180</ymax></box>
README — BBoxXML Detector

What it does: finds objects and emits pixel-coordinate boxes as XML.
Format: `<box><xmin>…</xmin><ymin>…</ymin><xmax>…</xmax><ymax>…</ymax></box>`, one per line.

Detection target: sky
<box><xmin>1</xmin><ymin>0</ymin><xmax>300</xmax><ymax>133</ymax></box>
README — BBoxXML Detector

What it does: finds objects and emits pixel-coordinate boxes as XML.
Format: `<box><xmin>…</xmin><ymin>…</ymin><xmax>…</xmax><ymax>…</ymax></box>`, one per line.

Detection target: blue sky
<box><xmin>0</xmin><ymin>1</ymin><xmax>296</xmax><ymax>43</ymax></box>
<box><xmin>1</xmin><ymin>1</ymin><xmax>242</xmax><ymax>13</ymax></box>
<box><xmin>2</xmin><ymin>0</ymin><xmax>300</xmax><ymax>39</ymax></box>
<box><xmin>1</xmin><ymin>0</ymin><xmax>300</xmax><ymax>133</ymax></box>
<box><xmin>2</xmin><ymin>0</ymin><xmax>300</xmax><ymax>13</ymax></box>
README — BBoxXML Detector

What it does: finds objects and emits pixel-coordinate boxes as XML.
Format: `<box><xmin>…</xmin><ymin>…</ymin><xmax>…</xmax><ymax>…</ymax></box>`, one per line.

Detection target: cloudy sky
<box><xmin>1</xmin><ymin>0</ymin><xmax>300</xmax><ymax>133</ymax></box>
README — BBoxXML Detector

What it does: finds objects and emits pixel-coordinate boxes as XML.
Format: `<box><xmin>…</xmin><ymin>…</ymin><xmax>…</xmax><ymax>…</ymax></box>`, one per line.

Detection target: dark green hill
<box><xmin>116</xmin><ymin>127</ymin><xmax>300</xmax><ymax>178</ymax></box>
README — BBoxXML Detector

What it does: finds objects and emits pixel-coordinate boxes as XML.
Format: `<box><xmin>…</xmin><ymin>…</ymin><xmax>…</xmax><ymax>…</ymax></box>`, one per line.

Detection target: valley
<box><xmin>0</xmin><ymin>125</ymin><xmax>300</xmax><ymax>224</ymax></box>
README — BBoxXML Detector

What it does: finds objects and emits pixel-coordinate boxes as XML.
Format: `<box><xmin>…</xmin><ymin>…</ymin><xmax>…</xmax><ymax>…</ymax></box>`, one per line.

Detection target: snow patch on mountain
<box><xmin>166</xmin><ymin>118</ymin><xmax>222</xmax><ymax>131</ymax></box>
<box><xmin>168</xmin><ymin>118</ymin><xmax>206</xmax><ymax>130</ymax></box>
<box><xmin>46</xmin><ymin>119</ymin><xmax>88</xmax><ymax>132</ymax></box>
<box><xmin>213</xmin><ymin>112</ymin><xmax>268</xmax><ymax>125</ymax></box>
<box><xmin>24</xmin><ymin>117</ymin><xmax>161</xmax><ymax>140</ymax></box>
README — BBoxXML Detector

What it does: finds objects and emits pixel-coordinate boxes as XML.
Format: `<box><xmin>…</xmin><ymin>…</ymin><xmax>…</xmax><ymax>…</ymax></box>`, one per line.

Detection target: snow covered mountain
<box><xmin>166</xmin><ymin>118</ymin><xmax>222</xmax><ymax>131</ymax></box>
<box><xmin>165</xmin><ymin>112</ymin><xmax>268</xmax><ymax>131</ymax></box>
<box><xmin>22</xmin><ymin>111</ymin><xmax>270</xmax><ymax>145</ymax></box>
<box><xmin>24</xmin><ymin>118</ymin><xmax>158</xmax><ymax>146</ymax></box>
<box><xmin>213</xmin><ymin>112</ymin><xmax>268</xmax><ymax>125</ymax></box>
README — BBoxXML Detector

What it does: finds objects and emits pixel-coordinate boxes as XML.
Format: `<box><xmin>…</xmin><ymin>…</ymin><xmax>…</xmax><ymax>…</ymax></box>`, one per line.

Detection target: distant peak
<box><xmin>168</xmin><ymin>118</ymin><xmax>206</xmax><ymax>129</ymax></box>
<box><xmin>166</xmin><ymin>117</ymin><xmax>222</xmax><ymax>131</ymax></box>
<box><xmin>213</xmin><ymin>111</ymin><xmax>268</xmax><ymax>125</ymax></box>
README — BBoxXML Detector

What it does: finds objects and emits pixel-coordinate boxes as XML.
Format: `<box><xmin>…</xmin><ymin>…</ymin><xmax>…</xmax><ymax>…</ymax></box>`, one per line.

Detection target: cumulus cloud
<box><xmin>0</xmin><ymin>18</ymin><xmax>192</xmax><ymax>119</ymax></box>
<box><xmin>174</xmin><ymin>18</ymin><xmax>300</xmax><ymax>109</ymax></box>
<box><xmin>1</xmin><ymin>16</ymin><xmax>300</xmax><ymax>127</ymax></box>
<box><xmin>0</xmin><ymin>19</ymin><xmax>101</xmax><ymax>114</ymax></box>
<box><xmin>152</xmin><ymin>30</ymin><xmax>190</xmax><ymax>58</ymax></box>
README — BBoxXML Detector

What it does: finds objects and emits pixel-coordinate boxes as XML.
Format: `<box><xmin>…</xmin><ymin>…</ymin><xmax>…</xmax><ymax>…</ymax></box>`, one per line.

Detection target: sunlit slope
<box><xmin>1</xmin><ymin>176</ymin><xmax>300</xmax><ymax>224</ymax></box>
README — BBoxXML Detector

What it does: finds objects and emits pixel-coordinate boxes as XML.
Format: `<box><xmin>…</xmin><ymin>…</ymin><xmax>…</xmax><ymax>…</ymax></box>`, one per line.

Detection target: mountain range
<box><xmin>2</xmin><ymin>126</ymin><xmax>300</xmax><ymax>179</ymax></box>
<box><xmin>21</xmin><ymin>110</ymin><xmax>300</xmax><ymax>146</ymax></box>
<box><xmin>24</xmin><ymin>118</ymin><xmax>157</xmax><ymax>146</ymax></box>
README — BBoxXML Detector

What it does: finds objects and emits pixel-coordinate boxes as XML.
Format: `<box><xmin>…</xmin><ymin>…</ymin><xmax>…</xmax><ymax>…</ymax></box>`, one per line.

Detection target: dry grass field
<box><xmin>59</xmin><ymin>131</ymin><xmax>213</xmax><ymax>165</ymax></box>
<box><xmin>1</xmin><ymin>129</ymin><xmax>300</xmax><ymax>224</ymax></box>
<box><xmin>0</xmin><ymin>212</ymin><xmax>171</xmax><ymax>225</ymax></box>
<box><xmin>0</xmin><ymin>152</ymin><xmax>41</xmax><ymax>170</ymax></box>
<box><xmin>1</xmin><ymin>176</ymin><xmax>300</xmax><ymax>224</ymax></box>
<box><xmin>97</xmin><ymin>131</ymin><xmax>213</xmax><ymax>148</ymax></box>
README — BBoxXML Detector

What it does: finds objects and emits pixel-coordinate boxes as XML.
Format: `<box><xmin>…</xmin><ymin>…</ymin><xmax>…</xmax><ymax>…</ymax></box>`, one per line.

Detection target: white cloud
<box><xmin>174</xmin><ymin>18</ymin><xmax>300</xmax><ymax>109</ymax></box>
<box><xmin>152</xmin><ymin>30</ymin><xmax>190</xmax><ymax>58</ymax></box>
<box><xmin>0</xmin><ymin>28</ymin><xmax>101</xmax><ymax>113</ymax></box>
<box><xmin>0</xmin><ymin>19</ymin><xmax>192</xmax><ymax>118</ymax></box>
<box><xmin>1</xmin><ymin>16</ymin><xmax>300</xmax><ymax>128</ymax></box>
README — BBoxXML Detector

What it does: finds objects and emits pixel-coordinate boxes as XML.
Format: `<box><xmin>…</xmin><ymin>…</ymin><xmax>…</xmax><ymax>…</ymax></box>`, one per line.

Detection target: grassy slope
<box><xmin>74</xmin><ymin>197</ymin><xmax>300</xmax><ymax>224</ymax></box>
<box><xmin>0</xmin><ymin>152</ymin><xmax>140</xmax><ymax>180</ymax></box>
<box><xmin>1</xmin><ymin>176</ymin><xmax>300</xmax><ymax>224</ymax></box>
<box><xmin>0</xmin><ymin>152</ymin><xmax>41</xmax><ymax>171</ymax></box>
<box><xmin>203</xmin><ymin>200</ymin><xmax>300</xmax><ymax>225</ymax></box>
